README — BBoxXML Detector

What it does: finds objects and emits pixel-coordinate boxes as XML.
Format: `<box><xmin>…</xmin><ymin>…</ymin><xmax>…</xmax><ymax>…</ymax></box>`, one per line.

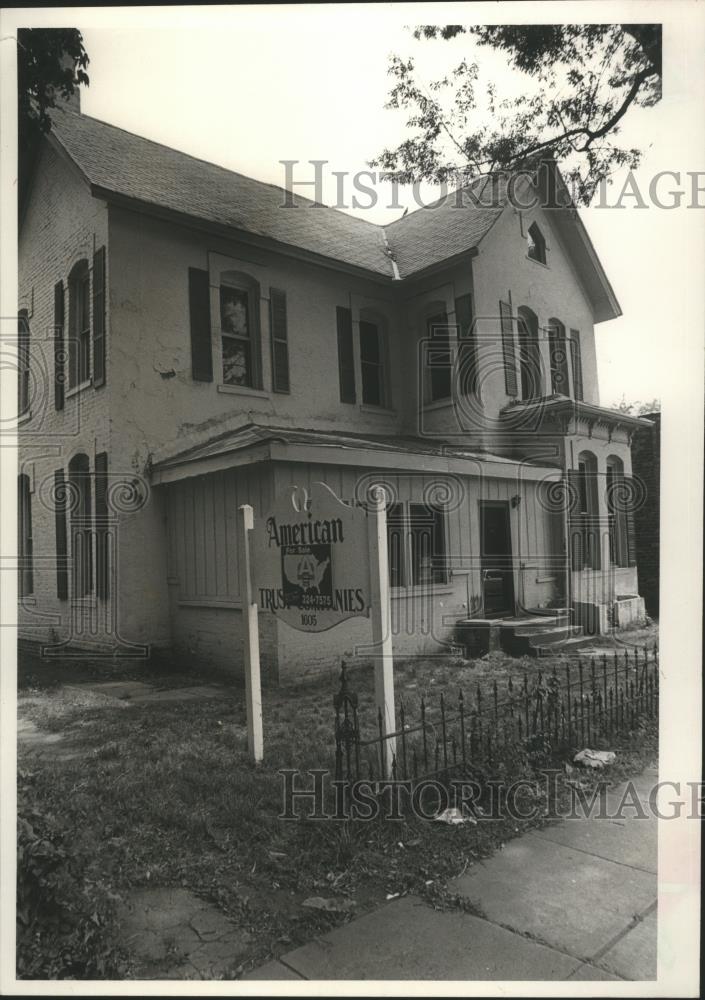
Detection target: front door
<box><xmin>480</xmin><ymin>501</ymin><xmax>515</xmax><ymax>617</ymax></box>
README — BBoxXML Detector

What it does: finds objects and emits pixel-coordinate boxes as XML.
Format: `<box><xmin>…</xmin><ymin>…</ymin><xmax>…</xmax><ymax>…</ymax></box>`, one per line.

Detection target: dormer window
<box><xmin>527</xmin><ymin>222</ymin><xmax>547</xmax><ymax>265</ymax></box>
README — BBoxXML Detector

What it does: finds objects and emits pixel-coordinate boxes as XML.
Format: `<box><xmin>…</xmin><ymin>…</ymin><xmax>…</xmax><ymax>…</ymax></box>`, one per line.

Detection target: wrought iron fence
<box><xmin>334</xmin><ymin>643</ymin><xmax>659</xmax><ymax>785</ymax></box>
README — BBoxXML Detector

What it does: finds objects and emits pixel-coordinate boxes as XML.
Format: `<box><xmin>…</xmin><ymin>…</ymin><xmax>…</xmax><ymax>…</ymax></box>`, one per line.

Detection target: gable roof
<box><xmin>45</xmin><ymin>108</ymin><xmax>619</xmax><ymax>317</ymax></box>
<box><xmin>48</xmin><ymin>108</ymin><xmax>395</xmax><ymax>277</ymax></box>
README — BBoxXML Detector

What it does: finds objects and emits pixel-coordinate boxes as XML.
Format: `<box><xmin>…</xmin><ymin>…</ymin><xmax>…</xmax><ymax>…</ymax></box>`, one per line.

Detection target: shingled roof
<box><xmin>48</xmin><ymin>109</ymin><xmax>503</xmax><ymax>281</ymax></box>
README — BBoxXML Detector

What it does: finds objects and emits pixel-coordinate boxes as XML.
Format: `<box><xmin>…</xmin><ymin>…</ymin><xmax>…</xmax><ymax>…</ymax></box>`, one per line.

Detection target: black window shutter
<box><xmin>92</xmin><ymin>246</ymin><xmax>106</xmax><ymax>387</ymax></box>
<box><xmin>189</xmin><ymin>268</ymin><xmax>213</xmax><ymax>382</ymax></box>
<box><xmin>454</xmin><ymin>294</ymin><xmax>476</xmax><ymax>395</ymax></box>
<box><xmin>54</xmin><ymin>469</ymin><xmax>68</xmax><ymax>600</ymax></box>
<box><xmin>336</xmin><ymin>306</ymin><xmax>356</xmax><ymax>403</ymax></box>
<box><xmin>499</xmin><ymin>301</ymin><xmax>518</xmax><ymax>396</ymax></box>
<box><xmin>54</xmin><ymin>282</ymin><xmax>65</xmax><ymax>410</ymax></box>
<box><xmin>570</xmin><ymin>329</ymin><xmax>583</xmax><ymax>401</ymax></box>
<box><xmin>269</xmin><ymin>289</ymin><xmax>290</xmax><ymax>393</ymax></box>
<box><xmin>95</xmin><ymin>452</ymin><xmax>110</xmax><ymax>599</ymax></box>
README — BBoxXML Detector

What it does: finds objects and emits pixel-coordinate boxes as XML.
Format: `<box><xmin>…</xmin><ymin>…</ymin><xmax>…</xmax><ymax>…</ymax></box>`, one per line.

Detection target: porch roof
<box><xmin>150</xmin><ymin>422</ymin><xmax>562</xmax><ymax>485</ymax></box>
<box><xmin>500</xmin><ymin>395</ymin><xmax>654</xmax><ymax>431</ymax></box>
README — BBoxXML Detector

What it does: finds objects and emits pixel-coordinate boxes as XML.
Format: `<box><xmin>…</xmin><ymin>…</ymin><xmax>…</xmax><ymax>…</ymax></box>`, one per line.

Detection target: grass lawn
<box><xmin>17</xmin><ymin>622</ymin><xmax>659</xmax><ymax>979</ymax></box>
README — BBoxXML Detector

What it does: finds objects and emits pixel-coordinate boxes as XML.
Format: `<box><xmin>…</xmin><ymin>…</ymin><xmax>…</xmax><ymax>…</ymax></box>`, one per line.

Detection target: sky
<box><xmin>10</xmin><ymin>4</ymin><xmax>705</xmax><ymax>409</ymax></box>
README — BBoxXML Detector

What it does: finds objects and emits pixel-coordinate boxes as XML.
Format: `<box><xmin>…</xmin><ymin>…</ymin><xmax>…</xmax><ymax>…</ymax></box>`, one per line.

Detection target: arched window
<box><xmin>18</xmin><ymin>310</ymin><xmax>30</xmax><ymax>417</ymax></box>
<box><xmin>219</xmin><ymin>270</ymin><xmax>261</xmax><ymax>389</ymax></box>
<box><xmin>570</xmin><ymin>451</ymin><xmax>600</xmax><ymax>570</ymax></box>
<box><xmin>68</xmin><ymin>260</ymin><xmax>91</xmax><ymax>388</ymax></box>
<box><xmin>517</xmin><ymin>306</ymin><xmax>542</xmax><ymax>400</ymax></box>
<box><xmin>18</xmin><ymin>474</ymin><xmax>33</xmax><ymax>596</ymax></box>
<box><xmin>359</xmin><ymin>308</ymin><xmax>391</xmax><ymax>408</ymax></box>
<box><xmin>606</xmin><ymin>456</ymin><xmax>628</xmax><ymax>567</ymax></box>
<box><xmin>68</xmin><ymin>453</ymin><xmax>92</xmax><ymax>597</ymax></box>
<box><xmin>527</xmin><ymin>222</ymin><xmax>547</xmax><ymax>265</ymax></box>
<box><xmin>547</xmin><ymin>317</ymin><xmax>570</xmax><ymax>395</ymax></box>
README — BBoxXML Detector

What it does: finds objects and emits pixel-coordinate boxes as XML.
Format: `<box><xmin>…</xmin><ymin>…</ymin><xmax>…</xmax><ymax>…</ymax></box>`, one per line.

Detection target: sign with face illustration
<box><xmin>253</xmin><ymin>484</ymin><xmax>370</xmax><ymax>632</ymax></box>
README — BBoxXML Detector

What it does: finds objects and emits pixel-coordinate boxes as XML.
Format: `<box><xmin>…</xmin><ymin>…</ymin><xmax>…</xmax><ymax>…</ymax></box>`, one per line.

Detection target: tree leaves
<box><xmin>17</xmin><ymin>28</ymin><xmax>90</xmax><ymax>208</ymax></box>
<box><xmin>371</xmin><ymin>24</ymin><xmax>662</xmax><ymax>204</ymax></box>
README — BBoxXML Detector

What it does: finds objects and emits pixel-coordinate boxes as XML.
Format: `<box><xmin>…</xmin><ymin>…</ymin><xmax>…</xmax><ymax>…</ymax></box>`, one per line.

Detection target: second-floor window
<box><xmin>360</xmin><ymin>319</ymin><xmax>388</xmax><ymax>407</ymax></box>
<box><xmin>527</xmin><ymin>222</ymin><xmax>547</xmax><ymax>265</ymax></box>
<box><xmin>427</xmin><ymin>312</ymin><xmax>452</xmax><ymax>402</ymax></box>
<box><xmin>548</xmin><ymin>318</ymin><xmax>570</xmax><ymax>395</ymax></box>
<box><xmin>336</xmin><ymin>306</ymin><xmax>391</xmax><ymax>408</ymax></box>
<box><xmin>218</xmin><ymin>272</ymin><xmax>262</xmax><ymax>390</ymax></box>
<box><xmin>220</xmin><ymin>284</ymin><xmax>253</xmax><ymax>387</ymax></box>
<box><xmin>69</xmin><ymin>260</ymin><xmax>90</xmax><ymax>388</ymax></box>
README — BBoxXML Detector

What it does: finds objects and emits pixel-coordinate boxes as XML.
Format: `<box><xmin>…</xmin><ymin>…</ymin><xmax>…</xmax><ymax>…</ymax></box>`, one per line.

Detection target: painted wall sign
<box><xmin>252</xmin><ymin>484</ymin><xmax>370</xmax><ymax>632</ymax></box>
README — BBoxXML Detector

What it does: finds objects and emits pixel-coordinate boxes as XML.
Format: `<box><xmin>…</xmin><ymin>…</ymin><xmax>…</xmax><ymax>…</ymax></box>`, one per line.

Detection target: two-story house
<box><xmin>17</xmin><ymin>99</ymin><xmax>650</xmax><ymax>683</ymax></box>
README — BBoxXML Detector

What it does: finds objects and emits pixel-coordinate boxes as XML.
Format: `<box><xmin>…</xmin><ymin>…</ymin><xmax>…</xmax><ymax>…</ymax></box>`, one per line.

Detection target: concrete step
<box><xmin>512</xmin><ymin>623</ymin><xmax>573</xmax><ymax>638</ymax></box>
<box><xmin>533</xmin><ymin>635</ymin><xmax>600</xmax><ymax>657</ymax></box>
<box><xmin>525</xmin><ymin>626</ymin><xmax>583</xmax><ymax>645</ymax></box>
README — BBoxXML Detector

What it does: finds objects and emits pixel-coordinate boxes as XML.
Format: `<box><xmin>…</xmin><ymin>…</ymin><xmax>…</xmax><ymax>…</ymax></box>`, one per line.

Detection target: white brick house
<box><xmin>17</xmin><ymin>103</ymin><xmax>649</xmax><ymax>683</ymax></box>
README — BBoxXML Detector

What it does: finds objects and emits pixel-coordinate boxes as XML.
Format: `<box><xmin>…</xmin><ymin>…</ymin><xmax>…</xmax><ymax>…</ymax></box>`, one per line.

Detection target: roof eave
<box><xmin>398</xmin><ymin>246</ymin><xmax>479</xmax><ymax>284</ymax></box>
<box><xmin>501</xmin><ymin>396</ymin><xmax>653</xmax><ymax>429</ymax></box>
<box><xmin>544</xmin><ymin>162</ymin><xmax>622</xmax><ymax>323</ymax></box>
<box><xmin>91</xmin><ymin>185</ymin><xmax>398</xmax><ymax>285</ymax></box>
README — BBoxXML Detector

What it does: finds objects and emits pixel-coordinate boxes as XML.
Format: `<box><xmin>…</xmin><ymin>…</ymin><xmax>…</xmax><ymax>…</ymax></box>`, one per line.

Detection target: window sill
<box><xmin>178</xmin><ymin>598</ymin><xmax>242</xmax><ymax>609</ymax></box>
<box><xmin>217</xmin><ymin>384</ymin><xmax>270</xmax><ymax>400</ymax></box>
<box><xmin>359</xmin><ymin>403</ymin><xmax>396</xmax><ymax>416</ymax></box>
<box><xmin>526</xmin><ymin>255</ymin><xmax>550</xmax><ymax>269</ymax></box>
<box><xmin>421</xmin><ymin>397</ymin><xmax>454</xmax><ymax>413</ymax></box>
<box><xmin>66</xmin><ymin>379</ymin><xmax>92</xmax><ymax>399</ymax></box>
<box><xmin>391</xmin><ymin>584</ymin><xmax>454</xmax><ymax>599</ymax></box>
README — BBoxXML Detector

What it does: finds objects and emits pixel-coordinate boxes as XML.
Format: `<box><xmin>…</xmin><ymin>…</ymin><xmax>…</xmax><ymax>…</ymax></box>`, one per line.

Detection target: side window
<box><xmin>18</xmin><ymin>310</ymin><xmax>30</xmax><ymax>417</ymax></box>
<box><xmin>68</xmin><ymin>260</ymin><xmax>91</xmax><ymax>388</ymax></box>
<box><xmin>18</xmin><ymin>473</ymin><xmax>33</xmax><ymax>597</ymax></box>
<box><xmin>606</xmin><ymin>457</ymin><xmax>629</xmax><ymax>568</ymax></box>
<box><xmin>570</xmin><ymin>329</ymin><xmax>584</xmax><ymax>401</ymax></box>
<box><xmin>359</xmin><ymin>315</ymin><xmax>390</xmax><ymax>408</ymax></box>
<box><xmin>548</xmin><ymin>318</ymin><xmax>570</xmax><ymax>395</ymax></box>
<box><xmin>427</xmin><ymin>312</ymin><xmax>452</xmax><ymax>402</ymax></box>
<box><xmin>570</xmin><ymin>452</ymin><xmax>600</xmax><ymax>570</ymax></box>
<box><xmin>68</xmin><ymin>453</ymin><xmax>93</xmax><ymax>597</ymax></box>
<box><xmin>527</xmin><ymin>222</ymin><xmax>547</xmax><ymax>265</ymax></box>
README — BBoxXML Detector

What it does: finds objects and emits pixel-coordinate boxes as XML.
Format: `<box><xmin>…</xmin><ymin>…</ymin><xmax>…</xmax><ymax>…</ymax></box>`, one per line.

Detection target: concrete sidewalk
<box><xmin>246</xmin><ymin>766</ymin><xmax>658</xmax><ymax>982</ymax></box>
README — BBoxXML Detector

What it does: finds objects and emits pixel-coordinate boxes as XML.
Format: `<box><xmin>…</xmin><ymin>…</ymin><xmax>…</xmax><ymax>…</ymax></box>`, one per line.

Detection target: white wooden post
<box><xmin>367</xmin><ymin>492</ymin><xmax>396</xmax><ymax>776</ymax></box>
<box><xmin>238</xmin><ymin>504</ymin><xmax>263</xmax><ymax>764</ymax></box>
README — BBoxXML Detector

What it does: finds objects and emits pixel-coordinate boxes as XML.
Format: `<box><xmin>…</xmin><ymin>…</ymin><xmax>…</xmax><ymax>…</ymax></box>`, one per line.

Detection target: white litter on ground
<box><xmin>433</xmin><ymin>807</ymin><xmax>478</xmax><ymax>825</ymax></box>
<box><xmin>573</xmin><ymin>749</ymin><xmax>617</xmax><ymax>769</ymax></box>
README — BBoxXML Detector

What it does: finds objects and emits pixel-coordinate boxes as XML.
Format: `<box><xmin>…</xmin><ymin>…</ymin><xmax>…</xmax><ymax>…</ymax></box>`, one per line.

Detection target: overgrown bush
<box><xmin>17</xmin><ymin>783</ymin><xmax>129</xmax><ymax>979</ymax></box>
